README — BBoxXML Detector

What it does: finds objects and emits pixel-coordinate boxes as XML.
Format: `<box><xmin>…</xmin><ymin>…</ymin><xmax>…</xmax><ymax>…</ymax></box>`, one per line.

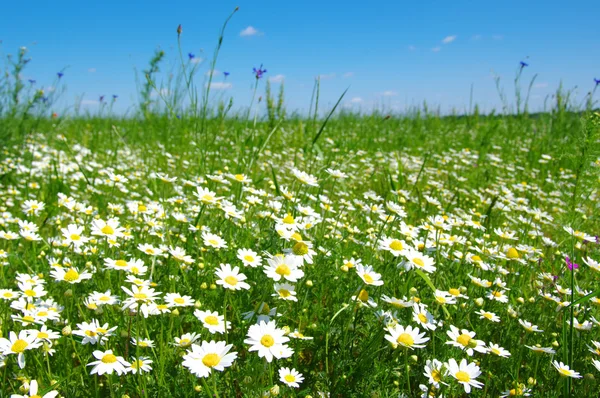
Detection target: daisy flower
<box><xmin>87</xmin><ymin>349</ymin><xmax>129</xmax><ymax>375</ymax></box>
<box><xmin>128</xmin><ymin>357</ymin><xmax>153</xmax><ymax>374</ymax></box>
<box><xmin>378</xmin><ymin>237</ymin><xmax>407</xmax><ymax>257</ymax></box>
<box><xmin>194</xmin><ymin>309</ymin><xmax>230</xmax><ymax>334</ymax></box>
<box><xmin>412</xmin><ymin>303</ymin><xmax>438</xmax><ymax>330</ymax></box>
<box><xmin>487</xmin><ymin>343</ymin><xmax>511</xmax><ymax>357</ymax></box>
<box><xmin>202</xmin><ymin>231</ymin><xmax>228</xmax><ymax>250</ymax></box>
<box><xmin>423</xmin><ymin>359</ymin><xmax>447</xmax><ymax>388</ymax></box>
<box><xmin>61</xmin><ymin>224</ymin><xmax>90</xmax><ymax>247</ymax></box>
<box><xmin>518</xmin><ymin>319</ymin><xmax>543</xmax><ymax>333</ymax></box>
<box><xmin>91</xmin><ymin>218</ymin><xmax>125</xmax><ymax>240</ymax></box>
<box><xmin>11</xmin><ymin>379</ymin><xmax>58</xmax><ymax>398</ymax></box>
<box><xmin>164</xmin><ymin>293</ymin><xmax>194</xmax><ymax>307</ymax></box>
<box><xmin>273</xmin><ymin>283</ymin><xmax>297</xmax><ymax>302</ymax></box>
<box><xmin>403</xmin><ymin>249</ymin><xmax>436</xmax><ymax>273</ymax></box>
<box><xmin>264</xmin><ymin>255</ymin><xmax>304</xmax><ymax>283</ymax></box>
<box><xmin>50</xmin><ymin>267</ymin><xmax>92</xmax><ymax>284</ymax></box>
<box><xmin>244</xmin><ymin>320</ymin><xmax>293</xmax><ymax>362</ymax></box>
<box><xmin>173</xmin><ymin>332</ymin><xmax>201</xmax><ymax>349</ymax></box>
<box><xmin>355</xmin><ymin>264</ymin><xmax>384</xmax><ymax>286</ymax></box>
<box><xmin>279</xmin><ymin>367</ymin><xmax>304</xmax><ymax>388</ymax></box>
<box><xmin>237</xmin><ymin>248</ymin><xmax>262</xmax><ymax>267</ymax></box>
<box><xmin>0</xmin><ymin>330</ymin><xmax>42</xmax><ymax>368</ymax></box>
<box><xmin>182</xmin><ymin>340</ymin><xmax>237</xmax><ymax>378</ymax></box>
<box><xmin>446</xmin><ymin>325</ymin><xmax>487</xmax><ymax>356</ymax></box>
<box><xmin>476</xmin><ymin>309</ymin><xmax>500</xmax><ymax>323</ymax></box>
<box><xmin>552</xmin><ymin>361</ymin><xmax>582</xmax><ymax>378</ymax></box>
<box><xmin>446</xmin><ymin>358</ymin><xmax>484</xmax><ymax>393</ymax></box>
<box><xmin>215</xmin><ymin>263</ymin><xmax>250</xmax><ymax>290</ymax></box>
<box><xmin>384</xmin><ymin>324</ymin><xmax>429</xmax><ymax>350</ymax></box>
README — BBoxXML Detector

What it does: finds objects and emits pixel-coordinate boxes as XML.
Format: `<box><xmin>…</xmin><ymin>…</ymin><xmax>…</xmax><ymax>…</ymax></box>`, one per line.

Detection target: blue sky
<box><xmin>1</xmin><ymin>0</ymin><xmax>599</xmax><ymax>115</ymax></box>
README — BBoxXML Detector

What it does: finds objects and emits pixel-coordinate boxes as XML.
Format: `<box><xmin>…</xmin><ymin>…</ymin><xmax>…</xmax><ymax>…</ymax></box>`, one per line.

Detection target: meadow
<box><xmin>1</xmin><ymin>10</ymin><xmax>600</xmax><ymax>398</ymax></box>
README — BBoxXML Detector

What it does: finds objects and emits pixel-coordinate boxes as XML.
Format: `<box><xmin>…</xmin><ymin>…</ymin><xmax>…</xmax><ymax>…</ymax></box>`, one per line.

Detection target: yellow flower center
<box><xmin>11</xmin><ymin>339</ymin><xmax>28</xmax><ymax>353</ymax></box>
<box><xmin>358</xmin><ymin>289</ymin><xmax>369</xmax><ymax>302</ymax></box>
<box><xmin>3</xmin><ymin>292</ymin><xmax>13</xmax><ymax>298</ymax></box>
<box><xmin>133</xmin><ymin>293</ymin><xmax>148</xmax><ymax>300</ymax></box>
<box><xmin>491</xmin><ymin>348</ymin><xmax>500</xmax><ymax>355</ymax></box>
<box><xmin>418</xmin><ymin>313</ymin><xmax>428</xmax><ymax>323</ymax></box>
<box><xmin>455</xmin><ymin>371</ymin><xmax>470</xmax><ymax>382</ymax></box>
<box><xmin>64</xmin><ymin>269</ymin><xmax>80</xmax><ymax>282</ymax></box>
<box><xmin>275</xmin><ymin>264</ymin><xmax>291</xmax><ymax>276</ymax></box>
<box><xmin>70</xmin><ymin>234</ymin><xmax>81</xmax><ymax>241</ymax></box>
<box><xmin>279</xmin><ymin>289</ymin><xmax>291</xmax><ymax>298</ymax></box>
<box><xmin>284</xmin><ymin>374</ymin><xmax>296</xmax><ymax>383</ymax></box>
<box><xmin>282</xmin><ymin>214</ymin><xmax>295</xmax><ymax>224</ymax></box>
<box><xmin>506</xmin><ymin>247</ymin><xmax>520</xmax><ymax>259</ymax></box>
<box><xmin>558</xmin><ymin>368</ymin><xmax>572</xmax><ymax>377</ymax></box>
<box><xmin>261</xmin><ymin>335</ymin><xmax>275</xmax><ymax>347</ymax></box>
<box><xmin>174</xmin><ymin>297</ymin><xmax>185</xmax><ymax>304</ymax></box>
<box><xmin>483</xmin><ymin>313</ymin><xmax>493</xmax><ymax>320</ymax></box>
<box><xmin>431</xmin><ymin>369</ymin><xmax>442</xmax><ymax>382</ymax></box>
<box><xmin>363</xmin><ymin>274</ymin><xmax>374</xmax><ymax>284</ymax></box>
<box><xmin>412</xmin><ymin>258</ymin><xmax>424</xmax><ymax>267</ymax></box>
<box><xmin>115</xmin><ymin>260</ymin><xmax>128</xmax><ymax>267</ymax></box>
<box><xmin>38</xmin><ymin>332</ymin><xmax>49</xmax><ymax>339</ymax></box>
<box><xmin>234</xmin><ymin>174</ymin><xmax>245</xmax><ymax>181</ymax></box>
<box><xmin>131</xmin><ymin>359</ymin><xmax>143</xmax><ymax>369</ymax></box>
<box><xmin>389</xmin><ymin>240</ymin><xmax>403</xmax><ymax>251</ymax></box>
<box><xmin>202</xmin><ymin>353</ymin><xmax>220</xmax><ymax>367</ymax></box>
<box><xmin>457</xmin><ymin>334</ymin><xmax>472</xmax><ymax>347</ymax></box>
<box><xmin>493</xmin><ymin>291</ymin><xmax>503</xmax><ymax>298</ymax></box>
<box><xmin>244</xmin><ymin>255</ymin><xmax>254</xmax><ymax>262</ymax></box>
<box><xmin>24</xmin><ymin>289</ymin><xmax>37</xmax><ymax>297</ymax></box>
<box><xmin>179</xmin><ymin>338</ymin><xmax>190</xmax><ymax>346</ymax></box>
<box><xmin>471</xmin><ymin>255</ymin><xmax>482</xmax><ymax>262</ymax></box>
<box><xmin>205</xmin><ymin>316</ymin><xmax>219</xmax><ymax>325</ymax></box>
<box><xmin>224</xmin><ymin>276</ymin><xmax>238</xmax><ymax>286</ymax></box>
<box><xmin>101</xmin><ymin>225</ymin><xmax>114</xmax><ymax>235</ymax></box>
<box><xmin>292</xmin><ymin>242</ymin><xmax>309</xmax><ymax>256</ymax></box>
<box><xmin>449</xmin><ymin>288</ymin><xmax>460</xmax><ymax>296</ymax></box>
<box><xmin>396</xmin><ymin>333</ymin><xmax>414</xmax><ymax>347</ymax></box>
<box><xmin>85</xmin><ymin>330</ymin><xmax>97</xmax><ymax>337</ymax></box>
<box><xmin>101</xmin><ymin>353</ymin><xmax>117</xmax><ymax>363</ymax></box>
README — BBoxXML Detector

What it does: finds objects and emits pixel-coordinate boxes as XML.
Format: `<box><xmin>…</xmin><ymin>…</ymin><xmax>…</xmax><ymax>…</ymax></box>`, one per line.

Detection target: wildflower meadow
<box><xmin>1</xmin><ymin>5</ymin><xmax>600</xmax><ymax>398</ymax></box>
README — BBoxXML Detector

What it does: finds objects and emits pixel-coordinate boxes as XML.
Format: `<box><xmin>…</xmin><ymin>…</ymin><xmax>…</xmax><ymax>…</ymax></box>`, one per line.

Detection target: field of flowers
<box><xmin>1</xmin><ymin>9</ymin><xmax>600</xmax><ymax>396</ymax></box>
<box><xmin>0</xmin><ymin>106</ymin><xmax>598</xmax><ymax>397</ymax></box>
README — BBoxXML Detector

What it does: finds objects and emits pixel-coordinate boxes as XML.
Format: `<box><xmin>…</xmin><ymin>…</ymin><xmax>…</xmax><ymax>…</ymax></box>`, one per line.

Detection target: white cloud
<box><xmin>350</xmin><ymin>97</ymin><xmax>363</xmax><ymax>104</ymax></box>
<box><xmin>206</xmin><ymin>82</ymin><xmax>232</xmax><ymax>90</ymax></box>
<box><xmin>382</xmin><ymin>91</ymin><xmax>398</xmax><ymax>97</ymax></box>
<box><xmin>534</xmin><ymin>82</ymin><xmax>548</xmax><ymax>89</ymax></box>
<box><xmin>190</xmin><ymin>57</ymin><xmax>203</xmax><ymax>64</ymax></box>
<box><xmin>240</xmin><ymin>26</ymin><xmax>261</xmax><ymax>37</ymax></box>
<box><xmin>471</xmin><ymin>34</ymin><xmax>482</xmax><ymax>41</ymax></box>
<box><xmin>342</xmin><ymin>72</ymin><xmax>354</xmax><ymax>78</ymax></box>
<box><xmin>269</xmin><ymin>74</ymin><xmax>285</xmax><ymax>83</ymax></box>
<box><xmin>318</xmin><ymin>73</ymin><xmax>336</xmax><ymax>80</ymax></box>
<box><xmin>205</xmin><ymin>69</ymin><xmax>220</xmax><ymax>77</ymax></box>
<box><xmin>431</xmin><ymin>47</ymin><xmax>441</xmax><ymax>52</ymax></box>
<box><xmin>88</xmin><ymin>68</ymin><xmax>96</xmax><ymax>73</ymax></box>
<box><xmin>442</xmin><ymin>35</ymin><xmax>457</xmax><ymax>44</ymax></box>
<box><xmin>408</xmin><ymin>45</ymin><xmax>416</xmax><ymax>51</ymax></box>
<box><xmin>492</xmin><ymin>35</ymin><xmax>504</xmax><ymax>40</ymax></box>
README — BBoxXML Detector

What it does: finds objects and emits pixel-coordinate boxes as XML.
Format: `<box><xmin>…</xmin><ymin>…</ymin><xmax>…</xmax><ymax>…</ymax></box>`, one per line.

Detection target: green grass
<box><xmin>1</xmin><ymin>14</ymin><xmax>600</xmax><ymax>398</ymax></box>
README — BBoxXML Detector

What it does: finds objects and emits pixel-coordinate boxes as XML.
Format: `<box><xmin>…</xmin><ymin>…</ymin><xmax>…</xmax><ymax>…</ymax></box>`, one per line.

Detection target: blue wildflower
<box><xmin>253</xmin><ymin>65</ymin><xmax>267</xmax><ymax>79</ymax></box>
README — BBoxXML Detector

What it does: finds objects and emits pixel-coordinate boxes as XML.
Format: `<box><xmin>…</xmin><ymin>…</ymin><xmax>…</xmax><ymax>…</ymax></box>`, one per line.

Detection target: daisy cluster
<box><xmin>0</xmin><ymin>125</ymin><xmax>598</xmax><ymax>397</ymax></box>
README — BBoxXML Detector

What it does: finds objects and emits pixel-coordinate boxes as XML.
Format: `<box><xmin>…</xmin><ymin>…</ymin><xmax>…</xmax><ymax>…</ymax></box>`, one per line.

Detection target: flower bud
<box><xmin>62</xmin><ymin>325</ymin><xmax>72</xmax><ymax>336</ymax></box>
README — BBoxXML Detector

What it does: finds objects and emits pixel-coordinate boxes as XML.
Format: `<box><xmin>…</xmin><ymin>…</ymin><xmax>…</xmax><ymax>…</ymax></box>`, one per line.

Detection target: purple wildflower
<box><xmin>520</xmin><ymin>61</ymin><xmax>528</xmax><ymax>68</ymax></box>
<box><xmin>565</xmin><ymin>256</ymin><xmax>579</xmax><ymax>271</ymax></box>
<box><xmin>188</xmin><ymin>53</ymin><xmax>195</xmax><ymax>60</ymax></box>
<box><xmin>224</xmin><ymin>71</ymin><xmax>230</xmax><ymax>78</ymax></box>
<box><xmin>57</xmin><ymin>72</ymin><xmax>64</xmax><ymax>79</ymax></box>
<box><xmin>595</xmin><ymin>78</ymin><xmax>600</xmax><ymax>86</ymax></box>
